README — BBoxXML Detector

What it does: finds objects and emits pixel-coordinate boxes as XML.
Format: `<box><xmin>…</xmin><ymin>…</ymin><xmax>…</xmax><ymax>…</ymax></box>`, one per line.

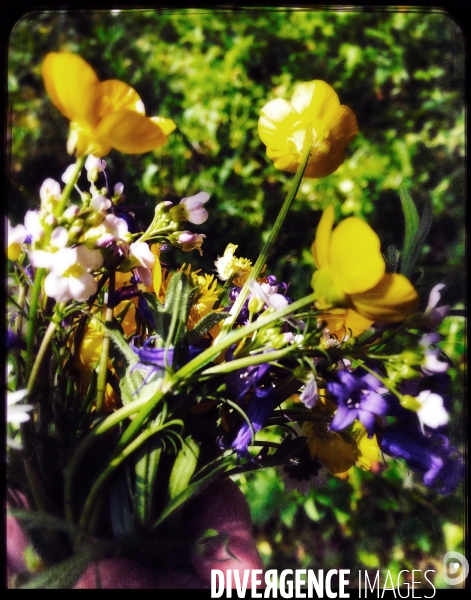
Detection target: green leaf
<box><xmin>168</xmin><ymin>437</ymin><xmax>201</xmax><ymax>499</ymax></box>
<box><xmin>399</xmin><ymin>189</ymin><xmax>433</xmax><ymax>280</ymax></box>
<box><xmin>188</xmin><ymin>311</ymin><xmax>228</xmax><ymax>344</ymax></box>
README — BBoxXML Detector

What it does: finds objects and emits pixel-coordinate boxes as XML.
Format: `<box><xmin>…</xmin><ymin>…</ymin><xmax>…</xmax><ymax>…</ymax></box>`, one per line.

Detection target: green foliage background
<box><xmin>8</xmin><ymin>7</ymin><xmax>466</xmax><ymax>587</ymax></box>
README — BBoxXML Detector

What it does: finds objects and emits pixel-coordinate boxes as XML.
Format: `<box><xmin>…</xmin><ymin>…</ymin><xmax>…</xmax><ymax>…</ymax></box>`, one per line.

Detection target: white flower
<box><xmin>61</xmin><ymin>164</ymin><xmax>77</xmax><ymax>184</ymax></box>
<box><xmin>422</xmin><ymin>283</ymin><xmax>450</xmax><ymax>330</ymax></box>
<box><xmin>419</xmin><ymin>332</ymin><xmax>449</xmax><ymax>375</ymax></box>
<box><xmin>248</xmin><ymin>279</ymin><xmax>289</xmax><ymax>311</ymax></box>
<box><xmin>83</xmin><ymin>214</ymin><xmax>129</xmax><ymax>247</ymax></box>
<box><xmin>91</xmin><ymin>194</ymin><xmax>112</xmax><ymax>213</ymax></box>
<box><xmin>114</xmin><ymin>182</ymin><xmax>124</xmax><ymax>196</ymax></box>
<box><xmin>6</xmin><ymin>384</ymin><xmax>33</xmax><ymax>449</ymax></box>
<box><xmin>416</xmin><ymin>390</ymin><xmax>449</xmax><ymax>434</ymax></box>
<box><xmin>129</xmin><ymin>241</ymin><xmax>155</xmax><ymax>287</ymax></box>
<box><xmin>179</xmin><ymin>192</ymin><xmax>210</xmax><ymax>225</ymax></box>
<box><xmin>43</xmin><ymin>245</ymin><xmax>103</xmax><ymax>302</ymax></box>
<box><xmin>6</xmin><ymin>218</ymin><xmax>27</xmax><ymax>261</ymax></box>
<box><xmin>85</xmin><ymin>155</ymin><xmax>107</xmax><ymax>173</ymax></box>
<box><xmin>40</xmin><ymin>178</ymin><xmax>61</xmax><ymax>204</ymax></box>
<box><xmin>24</xmin><ymin>210</ymin><xmax>45</xmax><ymax>246</ymax></box>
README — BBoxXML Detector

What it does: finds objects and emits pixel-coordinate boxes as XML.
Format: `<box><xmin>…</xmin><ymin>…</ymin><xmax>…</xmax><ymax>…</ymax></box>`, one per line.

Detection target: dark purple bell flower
<box><xmin>231</xmin><ymin>384</ymin><xmax>277</xmax><ymax>458</ymax></box>
<box><xmin>327</xmin><ymin>368</ymin><xmax>388</xmax><ymax>437</ymax></box>
<box><xmin>380</xmin><ymin>425</ymin><xmax>463</xmax><ymax>495</ymax></box>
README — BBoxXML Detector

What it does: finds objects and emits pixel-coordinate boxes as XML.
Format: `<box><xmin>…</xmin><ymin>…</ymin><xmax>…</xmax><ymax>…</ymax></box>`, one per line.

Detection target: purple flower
<box><xmin>327</xmin><ymin>368</ymin><xmax>388</xmax><ymax>437</ymax></box>
<box><xmin>380</xmin><ymin>425</ymin><xmax>463</xmax><ymax>495</ymax></box>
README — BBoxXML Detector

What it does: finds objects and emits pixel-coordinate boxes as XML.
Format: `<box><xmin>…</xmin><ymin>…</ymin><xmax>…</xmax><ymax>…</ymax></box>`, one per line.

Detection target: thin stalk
<box><xmin>25</xmin><ymin>268</ymin><xmax>46</xmax><ymax>380</ymax></box>
<box><xmin>26</xmin><ymin>319</ymin><xmax>58</xmax><ymax>394</ymax></box>
<box><xmin>95</xmin><ymin>274</ymin><xmax>114</xmax><ymax>415</ymax></box>
<box><xmin>216</xmin><ymin>130</ymin><xmax>313</xmax><ymax>339</ymax></box>
<box><xmin>54</xmin><ymin>156</ymin><xmax>86</xmax><ymax>217</ymax></box>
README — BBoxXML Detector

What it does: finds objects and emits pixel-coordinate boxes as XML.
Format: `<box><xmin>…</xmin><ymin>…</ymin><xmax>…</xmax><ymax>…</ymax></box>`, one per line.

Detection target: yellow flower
<box><xmin>214</xmin><ymin>243</ymin><xmax>253</xmax><ymax>287</ymax></box>
<box><xmin>178</xmin><ymin>264</ymin><xmax>221</xmax><ymax>330</ymax></box>
<box><xmin>258</xmin><ymin>80</ymin><xmax>358</xmax><ymax>178</ymax></box>
<box><xmin>305</xmin><ymin>421</ymin><xmax>356</xmax><ymax>474</ymax></box>
<box><xmin>352</xmin><ymin>422</ymin><xmax>381</xmax><ymax>471</ymax></box>
<box><xmin>42</xmin><ymin>52</ymin><xmax>176</xmax><ymax>157</ymax></box>
<box><xmin>311</xmin><ymin>205</ymin><xmax>419</xmax><ymax>322</ymax></box>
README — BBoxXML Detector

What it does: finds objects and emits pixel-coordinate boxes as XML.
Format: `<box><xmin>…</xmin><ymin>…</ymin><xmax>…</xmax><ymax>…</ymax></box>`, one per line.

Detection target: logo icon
<box><xmin>443</xmin><ymin>551</ymin><xmax>469</xmax><ymax>586</ymax></box>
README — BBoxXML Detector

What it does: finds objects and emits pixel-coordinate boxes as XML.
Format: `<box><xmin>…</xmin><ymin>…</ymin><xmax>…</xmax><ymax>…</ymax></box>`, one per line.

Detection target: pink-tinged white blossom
<box><xmin>179</xmin><ymin>192</ymin><xmax>210</xmax><ymax>225</ymax></box>
<box><xmin>85</xmin><ymin>155</ymin><xmax>107</xmax><ymax>173</ymax></box>
<box><xmin>419</xmin><ymin>332</ymin><xmax>449</xmax><ymax>375</ymax></box>
<box><xmin>248</xmin><ymin>279</ymin><xmax>289</xmax><ymax>311</ymax></box>
<box><xmin>50</xmin><ymin>226</ymin><xmax>69</xmax><ymax>249</ymax></box>
<box><xmin>416</xmin><ymin>390</ymin><xmax>449</xmax><ymax>434</ymax></box>
<box><xmin>63</xmin><ymin>205</ymin><xmax>80</xmax><ymax>221</ymax></box>
<box><xmin>423</xmin><ymin>283</ymin><xmax>450</xmax><ymax>330</ymax></box>
<box><xmin>91</xmin><ymin>195</ymin><xmax>112</xmax><ymax>213</ymax></box>
<box><xmin>114</xmin><ymin>182</ymin><xmax>124</xmax><ymax>196</ymax></box>
<box><xmin>129</xmin><ymin>241</ymin><xmax>155</xmax><ymax>287</ymax></box>
<box><xmin>84</xmin><ymin>214</ymin><xmax>129</xmax><ymax>247</ymax></box>
<box><xmin>178</xmin><ymin>231</ymin><xmax>206</xmax><ymax>255</ymax></box>
<box><xmin>24</xmin><ymin>210</ymin><xmax>45</xmax><ymax>246</ymax></box>
<box><xmin>43</xmin><ymin>245</ymin><xmax>103</xmax><ymax>302</ymax></box>
<box><xmin>6</xmin><ymin>218</ymin><xmax>27</xmax><ymax>261</ymax></box>
<box><xmin>40</xmin><ymin>178</ymin><xmax>62</xmax><ymax>204</ymax></box>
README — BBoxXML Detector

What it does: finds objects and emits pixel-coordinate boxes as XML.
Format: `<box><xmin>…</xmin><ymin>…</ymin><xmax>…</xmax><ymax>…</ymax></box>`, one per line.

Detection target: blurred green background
<box><xmin>7</xmin><ymin>7</ymin><xmax>466</xmax><ymax>588</ymax></box>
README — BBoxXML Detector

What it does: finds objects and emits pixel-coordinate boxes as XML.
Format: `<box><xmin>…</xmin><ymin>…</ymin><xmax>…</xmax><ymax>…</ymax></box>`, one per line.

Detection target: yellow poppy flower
<box><xmin>42</xmin><ymin>52</ymin><xmax>176</xmax><ymax>157</ymax></box>
<box><xmin>311</xmin><ymin>205</ymin><xmax>419</xmax><ymax>322</ymax></box>
<box><xmin>258</xmin><ymin>80</ymin><xmax>358</xmax><ymax>178</ymax></box>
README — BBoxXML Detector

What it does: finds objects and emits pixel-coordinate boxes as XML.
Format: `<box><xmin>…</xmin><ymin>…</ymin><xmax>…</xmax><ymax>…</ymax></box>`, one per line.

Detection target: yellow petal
<box><xmin>98</xmin><ymin>80</ymin><xmax>146</xmax><ymax>116</ymax></box>
<box><xmin>258</xmin><ymin>98</ymin><xmax>300</xmax><ymax>149</ymax></box>
<box><xmin>67</xmin><ymin>121</ymin><xmax>111</xmax><ymax>158</ymax></box>
<box><xmin>42</xmin><ymin>52</ymin><xmax>100</xmax><ymax>127</ymax></box>
<box><xmin>330</xmin><ymin>217</ymin><xmax>385</xmax><ymax>294</ymax></box>
<box><xmin>349</xmin><ymin>273</ymin><xmax>419</xmax><ymax>322</ymax></box>
<box><xmin>320</xmin><ymin>308</ymin><xmax>374</xmax><ymax>339</ymax></box>
<box><xmin>291</xmin><ymin>80</ymin><xmax>340</xmax><ymax>123</ymax></box>
<box><xmin>150</xmin><ymin>116</ymin><xmax>177</xmax><ymax>136</ymax></box>
<box><xmin>266</xmin><ymin>146</ymin><xmax>300</xmax><ymax>172</ymax></box>
<box><xmin>311</xmin><ymin>204</ymin><xmax>335</xmax><ymax>269</ymax></box>
<box><xmin>304</xmin><ymin>145</ymin><xmax>347</xmax><ymax>178</ymax></box>
<box><xmin>96</xmin><ymin>110</ymin><xmax>168</xmax><ymax>154</ymax></box>
<box><xmin>327</xmin><ymin>105</ymin><xmax>359</xmax><ymax>148</ymax></box>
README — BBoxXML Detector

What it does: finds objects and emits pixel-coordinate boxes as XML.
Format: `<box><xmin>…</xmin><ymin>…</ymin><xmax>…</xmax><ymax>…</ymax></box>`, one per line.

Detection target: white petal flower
<box><xmin>91</xmin><ymin>195</ymin><xmax>112</xmax><ymax>213</ymax></box>
<box><xmin>7</xmin><ymin>387</ymin><xmax>33</xmax><ymax>449</ymax></box>
<box><xmin>40</xmin><ymin>178</ymin><xmax>61</xmax><ymax>203</ymax></box>
<box><xmin>85</xmin><ymin>155</ymin><xmax>107</xmax><ymax>173</ymax></box>
<box><xmin>416</xmin><ymin>390</ymin><xmax>449</xmax><ymax>434</ymax></box>
<box><xmin>6</xmin><ymin>218</ymin><xmax>27</xmax><ymax>261</ymax></box>
<box><xmin>179</xmin><ymin>192</ymin><xmax>210</xmax><ymax>225</ymax></box>
<box><xmin>44</xmin><ymin>246</ymin><xmax>103</xmax><ymax>302</ymax></box>
<box><xmin>24</xmin><ymin>210</ymin><xmax>45</xmax><ymax>245</ymax></box>
<box><xmin>61</xmin><ymin>164</ymin><xmax>77</xmax><ymax>184</ymax></box>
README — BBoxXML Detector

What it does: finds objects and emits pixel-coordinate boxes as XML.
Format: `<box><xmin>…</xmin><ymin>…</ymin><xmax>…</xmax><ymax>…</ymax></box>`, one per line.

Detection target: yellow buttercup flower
<box><xmin>311</xmin><ymin>205</ymin><xmax>419</xmax><ymax>322</ymax></box>
<box><xmin>42</xmin><ymin>52</ymin><xmax>176</xmax><ymax>157</ymax></box>
<box><xmin>319</xmin><ymin>308</ymin><xmax>374</xmax><ymax>340</ymax></box>
<box><xmin>258</xmin><ymin>80</ymin><xmax>358</xmax><ymax>178</ymax></box>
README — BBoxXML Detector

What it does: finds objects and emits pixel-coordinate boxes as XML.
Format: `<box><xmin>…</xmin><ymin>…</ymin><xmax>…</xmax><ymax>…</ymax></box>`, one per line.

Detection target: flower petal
<box><xmin>304</xmin><ymin>145</ymin><xmax>347</xmax><ymax>178</ymax></box>
<box><xmin>96</xmin><ymin>110</ymin><xmax>169</xmax><ymax>154</ymax></box>
<box><xmin>291</xmin><ymin>80</ymin><xmax>340</xmax><ymax>122</ymax></box>
<box><xmin>150</xmin><ymin>116</ymin><xmax>177</xmax><ymax>136</ymax></box>
<box><xmin>328</xmin><ymin>105</ymin><xmax>359</xmax><ymax>148</ymax></box>
<box><xmin>42</xmin><ymin>52</ymin><xmax>100</xmax><ymax>127</ymax></box>
<box><xmin>258</xmin><ymin>98</ymin><xmax>300</xmax><ymax>150</ymax></box>
<box><xmin>98</xmin><ymin>80</ymin><xmax>146</xmax><ymax>116</ymax></box>
<box><xmin>330</xmin><ymin>216</ymin><xmax>385</xmax><ymax>294</ymax></box>
<box><xmin>349</xmin><ymin>273</ymin><xmax>419</xmax><ymax>322</ymax></box>
<box><xmin>311</xmin><ymin>204</ymin><xmax>335</xmax><ymax>269</ymax></box>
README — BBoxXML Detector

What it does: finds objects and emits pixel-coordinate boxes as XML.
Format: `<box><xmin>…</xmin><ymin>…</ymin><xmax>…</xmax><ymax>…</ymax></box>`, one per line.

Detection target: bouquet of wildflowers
<box><xmin>6</xmin><ymin>52</ymin><xmax>464</xmax><ymax>588</ymax></box>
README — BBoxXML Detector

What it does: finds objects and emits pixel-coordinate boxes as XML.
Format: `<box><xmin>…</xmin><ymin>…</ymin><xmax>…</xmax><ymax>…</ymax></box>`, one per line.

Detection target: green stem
<box><xmin>27</xmin><ymin>319</ymin><xmax>58</xmax><ymax>394</ymax></box>
<box><xmin>216</xmin><ymin>130</ymin><xmax>313</xmax><ymax>338</ymax></box>
<box><xmin>25</xmin><ymin>267</ymin><xmax>46</xmax><ymax>380</ymax></box>
<box><xmin>96</xmin><ymin>274</ymin><xmax>114</xmax><ymax>415</ymax></box>
<box><xmin>54</xmin><ymin>156</ymin><xmax>86</xmax><ymax>218</ymax></box>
